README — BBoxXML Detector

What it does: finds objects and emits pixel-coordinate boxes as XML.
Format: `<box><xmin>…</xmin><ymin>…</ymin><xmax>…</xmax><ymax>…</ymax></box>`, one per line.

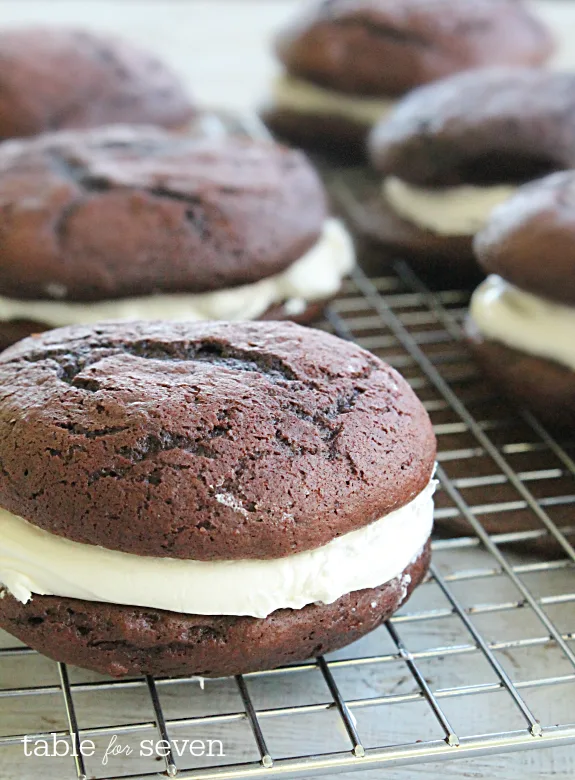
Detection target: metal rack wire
<box><xmin>0</xmin><ymin>116</ymin><xmax>574</xmax><ymax>779</ymax></box>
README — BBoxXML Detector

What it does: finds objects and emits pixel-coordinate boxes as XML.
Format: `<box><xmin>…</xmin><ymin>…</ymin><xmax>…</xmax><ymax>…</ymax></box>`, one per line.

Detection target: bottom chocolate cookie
<box><xmin>0</xmin><ymin>544</ymin><xmax>430</xmax><ymax>678</ymax></box>
<box><xmin>335</xmin><ymin>170</ymin><xmax>481</xmax><ymax>286</ymax></box>
<box><xmin>423</xmin><ymin>320</ymin><xmax>575</xmax><ymax>556</ymax></box>
<box><xmin>0</xmin><ymin>319</ymin><xmax>46</xmax><ymax>352</ymax></box>
<box><xmin>260</xmin><ymin>296</ymin><xmax>330</xmax><ymax>324</ymax></box>
<box><xmin>466</xmin><ymin>316</ymin><xmax>575</xmax><ymax>430</ymax></box>
<box><xmin>261</xmin><ymin>105</ymin><xmax>367</xmax><ymax>163</ymax></box>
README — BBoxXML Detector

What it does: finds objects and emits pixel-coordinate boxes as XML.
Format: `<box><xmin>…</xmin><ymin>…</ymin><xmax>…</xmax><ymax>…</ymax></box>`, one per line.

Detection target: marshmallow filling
<box><xmin>0</xmin><ymin>479</ymin><xmax>435</xmax><ymax>619</ymax></box>
<box><xmin>272</xmin><ymin>74</ymin><xmax>395</xmax><ymax>126</ymax></box>
<box><xmin>470</xmin><ymin>275</ymin><xmax>575</xmax><ymax>372</ymax></box>
<box><xmin>382</xmin><ymin>177</ymin><xmax>517</xmax><ymax>237</ymax></box>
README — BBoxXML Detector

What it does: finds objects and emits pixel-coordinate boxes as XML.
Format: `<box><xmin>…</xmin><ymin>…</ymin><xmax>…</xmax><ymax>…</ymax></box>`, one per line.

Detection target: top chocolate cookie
<box><xmin>474</xmin><ymin>171</ymin><xmax>575</xmax><ymax>307</ymax></box>
<box><xmin>0</xmin><ymin>126</ymin><xmax>327</xmax><ymax>301</ymax></box>
<box><xmin>369</xmin><ymin>69</ymin><xmax>575</xmax><ymax>186</ymax></box>
<box><xmin>0</xmin><ymin>321</ymin><xmax>436</xmax><ymax>560</ymax></box>
<box><xmin>0</xmin><ymin>27</ymin><xmax>194</xmax><ymax>140</ymax></box>
<box><xmin>276</xmin><ymin>0</ymin><xmax>553</xmax><ymax>97</ymax></box>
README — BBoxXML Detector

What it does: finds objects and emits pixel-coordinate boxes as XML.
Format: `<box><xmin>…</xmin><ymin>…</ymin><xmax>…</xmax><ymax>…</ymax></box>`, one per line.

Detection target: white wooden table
<box><xmin>0</xmin><ymin>2</ymin><xmax>573</xmax><ymax>779</ymax></box>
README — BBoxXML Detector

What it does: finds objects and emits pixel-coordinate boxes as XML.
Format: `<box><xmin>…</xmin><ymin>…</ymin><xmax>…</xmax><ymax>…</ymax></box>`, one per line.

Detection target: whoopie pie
<box><xmin>362</xmin><ymin>68</ymin><xmax>575</xmax><ymax>280</ymax></box>
<box><xmin>0</xmin><ymin>320</ymin><xmax>436</xmax><ymax>677</ymax></box>
<box><xmin>262</xmin><ymin>0</ymin><xmax>553</xmax><ymax>159</ymax></box>
<box><xmin>0</xmin><ymin>125</ymin><xmax>354</xmax><ymax>349</ymax></box>
<box><xmin>468</xmin><ymin>171</ymin><xmax>575</xmax><ymax>429</ymax></box>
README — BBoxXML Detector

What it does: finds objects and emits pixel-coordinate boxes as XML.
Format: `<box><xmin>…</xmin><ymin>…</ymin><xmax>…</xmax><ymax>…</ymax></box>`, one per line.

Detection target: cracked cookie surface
<box><xmin>0</xmin><ymin>320</ymin><xmax>436</xmax><ymax>560</ymax></box>
<box><xmin>0</xmin><ymin>126</ymin><xmax>327</xmax><ymax>301</ymax></box>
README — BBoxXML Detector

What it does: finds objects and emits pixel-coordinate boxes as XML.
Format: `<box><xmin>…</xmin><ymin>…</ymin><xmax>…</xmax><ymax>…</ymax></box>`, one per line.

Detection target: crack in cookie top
<box><xmin>0</xmin><ymin>27</ymin><xmax>195</xmax><ymax>140</ymax></box>
<box><xmin>0</xmin><ymin>321</ymin><xmax>436</xmax><ymax>560</ymax></box>
<box><xmin>474</xmin><ymin>171</ymin><xmax>575</xmax><ymax>307</ymax></box>
<box><xmin>369</xmin><ymin>69</ymin><xmax>575</xmax><ymax>186</ymax></box>
<box><xmin>275</xmin><ymin>0</ymin><xmax>553</xmax><ymax>97</ymax></box>
<box><xmin>0</xmin><ymin>126</ymin><xmax>327</xmax><ymax>302</ymax></box>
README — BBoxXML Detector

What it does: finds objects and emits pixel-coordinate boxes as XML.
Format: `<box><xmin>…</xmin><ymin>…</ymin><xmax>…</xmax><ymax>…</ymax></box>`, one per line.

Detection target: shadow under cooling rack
<box><xmin>0</xmin><ymin>115</ymin><xmax>574</xmax><ymax>779</ymax></box>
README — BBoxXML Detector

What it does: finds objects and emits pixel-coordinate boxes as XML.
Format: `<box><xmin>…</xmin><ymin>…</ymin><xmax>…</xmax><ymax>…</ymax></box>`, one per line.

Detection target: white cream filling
<box><xmin>470</xmin><ymin>275</ymin><xmax>575</xmax><ymax>372</ymax></box>
<box><xmin>0</xmin><ymin>218</ymin><xmax>354</xmax><ymax>326</ymax></box>
<box><xmin>383</xmin><ymin>177</ymin><xmax>517</xmax><ymax>237</ymax></box>
<box><xmin>272</xmin><ymin>74</ymin><xmax>395</xmax><ymax>126</ymax></box>
<box><xmin>0</xmin><ymin>479</ymin><xmax>435</xmax><ymax>619</ymax></box>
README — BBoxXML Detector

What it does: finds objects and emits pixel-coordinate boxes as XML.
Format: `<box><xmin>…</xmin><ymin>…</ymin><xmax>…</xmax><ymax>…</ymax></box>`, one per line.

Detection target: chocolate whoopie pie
<box><xmin>0</xmin><ymin>320</ymin><xmax>436</xmax><ymax>677</ymax></box>
<box><xmin>0</xmin><ymin>125</ymin><xmax>354</xmax><ymax>349</ymax></box>
<box><xmin>362</xmin><ymin>68</ymin><xmax>575</xmax><ymax>280</ymax></box>
<box><xmin>262</xmin><ymin>0</ymin><xmax>553</xmax><ymax>159</ymax></box>
<box><xmin>0</xmin><ymin>27</ymin><xmax>194</xmax><ymax>140</ymax></box>
<box><xmin>467</xmin><ymin>171</ymin><xmax>575</xmax><ymax>429</ymax></box>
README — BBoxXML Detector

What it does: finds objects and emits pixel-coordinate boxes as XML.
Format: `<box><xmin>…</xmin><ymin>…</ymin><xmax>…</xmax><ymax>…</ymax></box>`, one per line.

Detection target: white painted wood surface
<box><xmin>0</xmin><ymin>2</ymin><xmax>573</xmax><ymax>779</ymax></box>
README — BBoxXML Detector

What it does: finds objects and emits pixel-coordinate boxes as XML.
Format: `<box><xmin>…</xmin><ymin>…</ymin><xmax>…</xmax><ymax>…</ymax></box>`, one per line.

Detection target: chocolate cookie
<box><xmin>0</xmin><ymin>320</ymin><xmax>45</xmax><ymax>354</ymax></box>
<box><xmin>0</xmin><ymin>321</ymin><xmax>435</xmax><ymax>677</ymax></box>
<box><xmin>467</xmin><ymin>174</ymin><xmax>575</xmax><ymax>429</ymax></box>
<box><xmin>0</xmin><ymin>545</ymin><xmax>430</xmax><ymax>678</ymax></box>
<box><xmin>333</xmin><ymin>166</ymin><xmax>480</xmax><ymax>283</ymax></box>
<box><xmin>263</xmin><ymin>0</ymin><xmax>553</xmax><ymax>157</ymax></box>
<box><xmin>466</xmin><ymin>321</ymin><xmax>575</xmax><ymax>430</ymax></box>
<box><xmin>0</xmin><ymin>27</ymin><xmax>194</xmax><ymax>140</ymax></box>
<box><xmin>0</xmin><ymin>126</ymin><xmax>326</xmax><ymax>300</ymax></box>
<box><xmin>0</xmin><ymin>320</ymin><xmax>435</xmax><ymax>559</ymax></box>
<box><xmin>369</xmin><ymin>69</ymin><xmax>575</xmax><ymax>186</ymax></box>
<box><xmin>261</xmin><ymin>108</ymin><xmax>368</xmax><ymax>160</ymax></box>
<box><xmin>276</xmin><ymin>1</ymin><xmax>552</xmax><ymax>98</ymax></box>
<box><xmin>360</xmin><ymin>68</ymin><xmax>575</xmax><ymax>278</ymax></box>
<box><xmin>474</xmin><ymin>171</ymin><xmax>575</xmax><ymax>307</ymax></box>
<box><xmin>0</xmin><ymin>126</ymin><xmax>353</xmax><ymax>345</ymax></box>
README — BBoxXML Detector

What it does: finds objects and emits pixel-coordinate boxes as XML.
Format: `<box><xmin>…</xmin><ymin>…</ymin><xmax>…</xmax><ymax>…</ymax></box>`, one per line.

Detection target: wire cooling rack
<box><xmin>0</xmin><ymin>115</ymin><xmax>574</xmax><ymax>780</ymax></box>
